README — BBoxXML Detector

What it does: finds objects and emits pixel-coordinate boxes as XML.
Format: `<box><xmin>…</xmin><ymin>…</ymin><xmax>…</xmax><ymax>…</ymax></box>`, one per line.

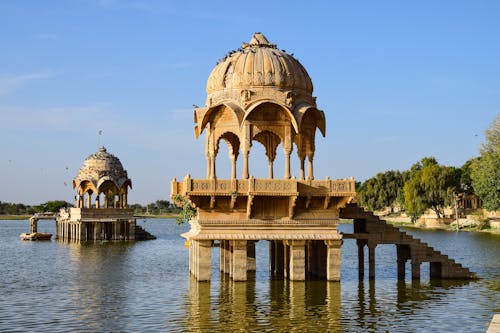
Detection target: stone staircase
<box><xmin>134</xmin><ymin>225</ymin><xmax>157</xmax><ymax>240</ymax></box>
<box><xmin>339</xmin><ymin>203</ymin><xmax>477</xmax><ymax>279</ymax></box>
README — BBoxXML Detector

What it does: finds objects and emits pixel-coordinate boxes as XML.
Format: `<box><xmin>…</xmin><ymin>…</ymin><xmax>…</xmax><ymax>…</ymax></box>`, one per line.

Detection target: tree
<box><xmin>358</xmin><ymin>170</ymin><xmax>405</xmax><ymax>212</ymax></box>
<box><xmin>33</xmin><ymin>200</ymin><xmax>73</xmax><ymax>213</ymax></box>
<box><xmin>404</xmin><ymin>157</ymin><xmax>461</xmax><ymax>221</ymax></box>
<box><xmin>460</xmin><ymin>158</ymin><xmax>477</xmax><ymax>193</ymax></box>
<box><xmin>471</xmin><ymin>115</ymin><xmax>500</xmax><ymax>211</ymax></box>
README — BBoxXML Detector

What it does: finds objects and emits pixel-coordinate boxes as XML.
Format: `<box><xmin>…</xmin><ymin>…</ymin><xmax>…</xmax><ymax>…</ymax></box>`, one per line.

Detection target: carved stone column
<box><xmin>299</xmin><ymin>157</ymin><xmax>305</xmax><ymax>180</ymax></box>
<box><xmin>242</xmin><ymin>124</ymin><xmax>251</xmax><ymax>179</ymax></box>
<box><xmin>242</xmin><ymin>151</ymin><xmax>250</xmax><ymax>179</ymax></box>
<box><xmin>284</xmin><ymin>149</ymin><xmax>291</xmax><ymax>179</ymax></box>
<box><xmin>307</xmin><ymin>152</ymin><xmax>314</xmax><ymax>180</ymax></box>
<box><xmin>287</xmin><ymin>240</ymin><xmax>306</xmax><ymax>281</ymax></box>
<box><xmin>326</xmin><ymin>239</ymin><xmax>342</xmax><ymax>281</ymax></box>
<box><xmin>232</xmin><ymin>240</ymin><xmax>248</xmax><ymax>281</ymax></box>
<box><xmin>230</xmin><ymin>155</ymin><xmax>236</xmax><ymax>180</ymax></box>
<box><xmin>209</xmin><ymin>154</ymin><xmax>216</xmax><ymax>180</ymax></box>
<box><xmin>268</xmin><ymin>160</ymin><xmax>274</xmax><ymax>179</ymax></box>
<box><xmin>195</xmin><ymin>240</ymin><xmax>212</xmax><ymax>281</ymax></box>
<box><xmin>206</xmin><ymin>153</ymin><xmax>211</xmax><ymax>179</ymax></box>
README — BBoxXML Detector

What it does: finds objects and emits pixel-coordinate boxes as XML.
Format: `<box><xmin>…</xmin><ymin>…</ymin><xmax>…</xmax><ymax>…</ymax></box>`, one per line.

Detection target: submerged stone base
<box><xmin>56</xmin><ymin>208</ymin><xmax>136</xmax><ymax>242</ymax></box>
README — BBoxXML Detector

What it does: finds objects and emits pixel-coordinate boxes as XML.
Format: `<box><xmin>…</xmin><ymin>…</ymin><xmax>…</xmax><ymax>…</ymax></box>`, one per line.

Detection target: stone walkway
<box><xmin>487</xmin><ymin>314</ymin><xmax>500</xmax><ymax>333</ymax></box>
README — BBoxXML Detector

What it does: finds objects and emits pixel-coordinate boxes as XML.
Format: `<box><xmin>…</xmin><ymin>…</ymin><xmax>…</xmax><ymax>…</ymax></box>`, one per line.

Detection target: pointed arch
<box><xmin>294</xmin><ymin>103</ymin><xmax>326</xmax><ymax>137</ymax></box>
<box><xmin>242</xmin><ymin>100</ymin><xmax>299</xmax><ymax>134</ymax></box>
<box><xmin>196</xmin><ymin>102</ymin><xmax>245</xmax><ymax>138</ymax></box>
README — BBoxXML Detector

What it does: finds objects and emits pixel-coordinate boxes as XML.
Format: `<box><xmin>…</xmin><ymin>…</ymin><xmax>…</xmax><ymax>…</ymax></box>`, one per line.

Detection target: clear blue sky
<box><xmin>1</xmin><ymin>0</ymin><xmax>499</xmax><ymax>205</ymax></box>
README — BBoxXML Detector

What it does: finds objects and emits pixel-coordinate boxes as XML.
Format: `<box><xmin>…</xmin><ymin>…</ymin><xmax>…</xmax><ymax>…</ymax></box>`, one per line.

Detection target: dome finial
<box><xmin>248</xmin><ymin>32</ymin><xmax>275</xmax><ymax>48</ymax></box>
<box><xmin>99</xmin><ymin>146</ymin><xmax>107</xmax><ymax>153</ymax></box>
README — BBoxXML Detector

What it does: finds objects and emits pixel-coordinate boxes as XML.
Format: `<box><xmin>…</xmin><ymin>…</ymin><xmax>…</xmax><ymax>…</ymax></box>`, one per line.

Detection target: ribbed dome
<box><xmin>73</xmin><ymin>147</ymin><xmax>130</xmax><ymax>190</ymax></box>
<box><xmin>206</xmin><ymin>33</ymin><xmax>313</xmax><ymax>95</ymax></box>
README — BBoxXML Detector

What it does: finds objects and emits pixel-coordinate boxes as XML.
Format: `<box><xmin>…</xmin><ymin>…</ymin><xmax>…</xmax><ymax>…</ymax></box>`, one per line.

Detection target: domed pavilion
<box><xmin>73</xmin><ymin>146</ymin><xmax>132</xmax><ymax>209</ymax></box>
<box><xmin>171</xmin><ymin>33</ymin><xmax>356</xmax><ymax>281</ymax></box>
<box><xmin>197</xmin><ymin>32</ymin><xmax>325</xmax><ymax>181</ymax></box>
<box><xmin>56</xmin><ymin>147</ymin><xmax>137</xmax><ymax>241</ymax></box>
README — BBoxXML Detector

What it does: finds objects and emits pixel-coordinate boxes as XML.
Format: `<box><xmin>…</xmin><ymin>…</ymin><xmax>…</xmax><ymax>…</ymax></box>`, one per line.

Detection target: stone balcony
<box><xmin>171</xmin><ymin>176</ymin><xmax>355</xmax><ymax>198</ymax></box>
<box><xmin>171</xmin><ymin>175</ymin><xmax>356</xmax><ymax>221</ymax></box>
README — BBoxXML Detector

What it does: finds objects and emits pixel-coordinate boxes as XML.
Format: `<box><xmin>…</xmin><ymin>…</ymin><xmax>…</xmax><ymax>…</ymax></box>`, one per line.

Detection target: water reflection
<box><xmin>0</xmin><ymin>220</ymin><xmax>496</xmax><ymax>332</ymax></box>
<box><xmin>67</xmin><ymin>242</ymin><xmax>133</xmax><ymax>332</ymax></box>
<box><xmin>185</xmin><ymin>274</ymin><xmax>474</xmax><ymax>332</ymax></box>
<box><xmin>185</xmin><ymin>276</ymin><xmax>343</xmax><ymax>332</ymax></box>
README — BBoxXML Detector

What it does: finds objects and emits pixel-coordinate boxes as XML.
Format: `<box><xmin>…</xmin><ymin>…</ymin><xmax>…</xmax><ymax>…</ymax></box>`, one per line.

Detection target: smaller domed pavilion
<box><xmin>56</xmin><ymin>147</ymin><xmax>137</xmax><ymax>241</ymax></box>
<box><xmin>73</xmin><ymin>146</ymin><xmax>132</xmax><ymax>209</ymax></box>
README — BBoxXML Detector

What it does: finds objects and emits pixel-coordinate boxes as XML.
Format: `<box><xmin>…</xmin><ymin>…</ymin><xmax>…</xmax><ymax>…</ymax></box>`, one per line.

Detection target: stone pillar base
<box><xmin>194</xmin><ymin>240</ymin><xmax>212</xmax><ymax>281</ymax></box>
<box><xmin>232</xmin><ymin>240</ymin><xmax>247</xmax><ymax>281</ymax></box>
<box><xmin>325</xmin><ymin>239</ymin><xmax>342</xmax><ymax>281</ymax></box>
<box><xmin>287</xmin><ymin>240</ymin><xmax>306</xmax><ymax>281</ymax></box>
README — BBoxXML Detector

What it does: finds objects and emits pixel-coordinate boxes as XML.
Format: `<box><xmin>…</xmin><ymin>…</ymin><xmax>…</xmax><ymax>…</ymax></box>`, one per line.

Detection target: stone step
<box><xmin>345</xmin><ymin>203</ymin><xmax>477</xmax><ymax>279</ymax></box>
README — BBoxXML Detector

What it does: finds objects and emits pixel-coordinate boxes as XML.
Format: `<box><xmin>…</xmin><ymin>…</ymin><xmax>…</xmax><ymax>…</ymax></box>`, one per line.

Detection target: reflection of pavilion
<box><xmin>56</xmin><ymin>147</ymin><xmax>141</xmax><ymax>241</ymax></box>
<box><xmin>172</xmin><ymin>33</ymin><xmax>356</xmax><ymax>281</ymax></box>
<box><xmin>185</xmin><ymin>277</ymin><xmax>342</xmax><ymax>332</ymax></box>
<box><xmin>66</xmin><ymin>242</ymin><xmax>132</xmax><ymax>331</ymax></box>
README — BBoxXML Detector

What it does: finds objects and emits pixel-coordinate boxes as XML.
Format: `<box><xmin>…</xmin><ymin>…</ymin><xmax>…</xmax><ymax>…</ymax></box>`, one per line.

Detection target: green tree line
<box><xmin>129</xmin><ymin>200</ymin><xmax>180</xmax><ymax>216</ymax></box>
<box><xmin>0</xmin><ymin>200</ymin><xmax>72</xmax><ymax>215</ymax></box>
<box><xmin>1</xmin><ymin>199</ymin><xmax>180</xmax><ymax>216</ymax></box>
<box><xmin>357</xmin><ymin>115</ymin><xmax>500</xmax><ymax>222</ymax></box>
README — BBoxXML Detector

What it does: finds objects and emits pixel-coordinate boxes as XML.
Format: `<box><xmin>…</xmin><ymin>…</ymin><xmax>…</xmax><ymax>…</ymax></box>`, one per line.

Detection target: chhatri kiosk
<box><xmin>171</xmin><ymin>33</ymin><xmax>356</xmax><ymax>281</ymax></box>
<box><xmin>56</xmin><ymin>147</ymin><xmax>137</xmax><ymax>241</ymax></box>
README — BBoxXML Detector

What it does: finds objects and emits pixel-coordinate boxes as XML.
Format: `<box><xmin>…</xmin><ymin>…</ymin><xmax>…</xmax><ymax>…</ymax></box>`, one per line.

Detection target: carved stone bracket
<box><xmin>323</xmin><ymin>196</ymin><xmax>331</xmax><ymax>209</ymax></box>
<box><xmin>288</xmin><ymin>195</ymin><xmax>298</xmax><ymax>219</ymax></box>
<box><xmin>246</xmin><ymin>195</ymin><xmax>254</xmax><ymax>219</ymax></box>
<box><xmin>230</xmin><ymin>193</ymin><xmax>237</xmax><ymax>209</ymax></box>
<box><xmin>210</xmin><ymin>195</ymin><xmax>216</xmax><ymax>209</ymax></box>
<box><xmin>305</xmin><ymin>195</ymin><xmax>312</xmax><ymax>209</ymax></box>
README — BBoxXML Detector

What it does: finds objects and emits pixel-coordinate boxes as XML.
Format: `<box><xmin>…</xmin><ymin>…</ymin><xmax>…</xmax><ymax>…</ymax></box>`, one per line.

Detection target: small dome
<box><xmin>73</xmin><ymin>147</ymin><xmax>131</xmax><ymax>191</ymax></box>
<box><xmin>206</xmin><ymin>33</ymin><xmax>313</xmax><ymax>95</ymax></box>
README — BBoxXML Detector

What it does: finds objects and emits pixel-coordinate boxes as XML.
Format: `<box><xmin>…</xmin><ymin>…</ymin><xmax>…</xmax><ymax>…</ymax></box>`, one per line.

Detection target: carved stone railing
<box><xmin>171</xmin><ymin>175</ymin><xmax>355</xmax><ymax>198</ymax></box>
<box><xmin>67</xmin><ymin>208</ymin><xmax>134</xmax><ymax>220</ymax></box>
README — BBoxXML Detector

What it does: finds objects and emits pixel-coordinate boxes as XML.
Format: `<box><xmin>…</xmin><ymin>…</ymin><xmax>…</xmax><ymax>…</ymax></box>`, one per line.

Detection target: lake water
<box><xmin>0</xmin><ymin>219</ymin><xmax>498</xmax><ymax>332</ymax></box>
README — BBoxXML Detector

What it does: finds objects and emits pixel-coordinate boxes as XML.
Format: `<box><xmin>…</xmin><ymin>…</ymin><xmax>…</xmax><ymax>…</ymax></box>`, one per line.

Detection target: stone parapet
<box><xmin>171</xmin><ymin>176</ymin><xmax>355</xmax><ymax>198</ymax></box>
<box><xmin>66</xmin><ymin>208</ymin><xmax>134</xmax><ymax>221</ymax></box>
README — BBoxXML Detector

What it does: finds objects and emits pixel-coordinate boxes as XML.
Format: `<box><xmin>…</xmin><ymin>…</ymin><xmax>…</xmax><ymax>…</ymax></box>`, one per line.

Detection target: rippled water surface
<box><xmin>0</xmin><ymin>219</ymin><xmax>498</xmax><ymax>332</ymax></box>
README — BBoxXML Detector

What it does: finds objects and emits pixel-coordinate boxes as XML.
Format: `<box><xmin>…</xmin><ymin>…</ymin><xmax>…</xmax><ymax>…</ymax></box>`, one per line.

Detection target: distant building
<box><xmin>56</xmin><ymin>147</ymin><xmax>138</xmax><ymax>241</ymax></box>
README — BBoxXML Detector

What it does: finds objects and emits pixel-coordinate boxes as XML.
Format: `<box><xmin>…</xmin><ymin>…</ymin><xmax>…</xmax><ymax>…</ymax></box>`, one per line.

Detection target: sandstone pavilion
<box><xmin>55</xmin><ymin>146</ymin><xmax>154</xmax><ymax>241</ymax></box>
<box><xmin>171</xmin><ymin>33</ymin><xmax>356</xmax><ymax>281</ymax></box>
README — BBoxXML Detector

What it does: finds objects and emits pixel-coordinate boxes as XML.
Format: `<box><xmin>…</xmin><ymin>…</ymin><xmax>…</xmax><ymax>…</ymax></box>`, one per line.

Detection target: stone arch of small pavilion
<box><xmin>72</xmin><ymin>147</ymin><xmax>132</xmax><ymax>209</ymax></box>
